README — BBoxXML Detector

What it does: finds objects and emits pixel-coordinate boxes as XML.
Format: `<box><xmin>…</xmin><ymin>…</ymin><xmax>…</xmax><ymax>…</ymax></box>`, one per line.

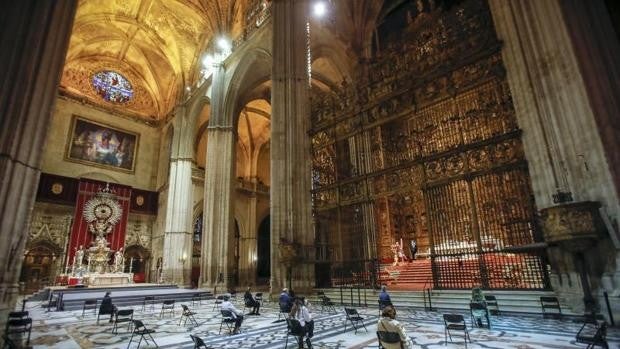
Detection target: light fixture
<box><xmin>217</xmin><ymin>37</ymin><xmax>231</xmax><ymax>53</ymax></box>
<box><xmin>313</xmin><ymin>1</ymin><xmax>327</xmax><ymax>17</ymax></box>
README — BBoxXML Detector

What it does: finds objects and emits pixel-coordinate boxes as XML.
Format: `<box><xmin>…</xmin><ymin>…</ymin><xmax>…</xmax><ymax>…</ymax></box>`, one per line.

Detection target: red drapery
<box><xmin>66</xmin><ymin>179</ymin><xmax>131</xmax><ymax>267</ymax></box>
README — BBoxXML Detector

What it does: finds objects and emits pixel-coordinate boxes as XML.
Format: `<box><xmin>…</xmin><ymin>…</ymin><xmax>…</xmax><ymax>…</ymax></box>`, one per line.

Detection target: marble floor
<box><xmin>11</xmin><ymin>297</ymin><xmax>619</xmax><ymax>349</ymax></box>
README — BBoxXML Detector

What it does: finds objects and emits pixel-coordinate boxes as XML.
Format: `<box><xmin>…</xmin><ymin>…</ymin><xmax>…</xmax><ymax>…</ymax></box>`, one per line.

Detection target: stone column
<box><xmin>271</xmin><ymin>0</ymin><xmax>315</xmax><ymax>293</ymax></box>
<box><xmin>0</xmin><ymin>0</ymin><xmax>76</xmax><ymax>326</ymax></box>
<box><xmin>489</xmin><ymin>0</ymin><xmax>620</xmax><ymax>314</ymax></box>
<box><xmin>201</xmin><ymin>63</ymin><xmax>236</xmax><ymax>290</ymax></box>
<box><xmin>0</xmin><ymin>0</ymin><xmax>76</xmax><ymax>325</ymax></box>
<box><xmin>162</xmin><ymin>108</ymin><xmax>194</xmax><ymax>285</ymax></box>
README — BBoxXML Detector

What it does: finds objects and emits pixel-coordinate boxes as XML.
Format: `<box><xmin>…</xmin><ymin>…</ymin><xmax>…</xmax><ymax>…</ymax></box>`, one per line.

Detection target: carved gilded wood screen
<box><xmin>310</xmin><ymin>0</ymin><xmax>549</xmax><ymax>289</ymax></box>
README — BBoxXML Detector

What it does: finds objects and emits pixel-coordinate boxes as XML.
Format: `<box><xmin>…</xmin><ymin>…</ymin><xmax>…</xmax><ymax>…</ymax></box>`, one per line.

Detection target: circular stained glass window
<box><xmin>91</xmin><ymin>71</ymin><xmax>133</xmax><ymax>103</ymax></box>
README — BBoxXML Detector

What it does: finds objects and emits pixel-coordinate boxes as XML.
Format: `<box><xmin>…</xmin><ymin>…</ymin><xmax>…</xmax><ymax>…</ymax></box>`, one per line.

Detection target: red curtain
<box><xmin>66</xmin><ymin>179</ymin><xmax>131</xmax><ymax>267</ymax></box>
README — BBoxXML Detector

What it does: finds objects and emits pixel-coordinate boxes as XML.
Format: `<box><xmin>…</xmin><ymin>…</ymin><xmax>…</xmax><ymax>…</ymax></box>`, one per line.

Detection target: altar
<box><xmin>87</xmin><ymin>273</ymin><xmax>133</xmax><ymax>286</ymax></box>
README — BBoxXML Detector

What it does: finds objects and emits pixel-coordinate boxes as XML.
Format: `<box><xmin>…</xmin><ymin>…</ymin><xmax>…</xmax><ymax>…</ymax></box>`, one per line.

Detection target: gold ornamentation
<box><xmin>51</xmin><ymin>183</ymin><xmax>64</xmax><ymax>195</ymax></box>
<box><xmin>135</xmin><ymin>195</ymin><xmax>145</xmax><ymax>206</ymax></box>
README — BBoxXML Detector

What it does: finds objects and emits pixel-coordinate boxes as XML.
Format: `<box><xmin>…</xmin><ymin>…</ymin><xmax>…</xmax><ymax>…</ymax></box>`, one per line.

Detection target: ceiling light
<box><xmin>313</xmin><ymin>2</ymin><xmax>327</xmax><ymax>17</ymax></box>
<box><xmin>217</xmin><ymin>38</ymin><xmax>231</xmax><ymax>53</ymax></box>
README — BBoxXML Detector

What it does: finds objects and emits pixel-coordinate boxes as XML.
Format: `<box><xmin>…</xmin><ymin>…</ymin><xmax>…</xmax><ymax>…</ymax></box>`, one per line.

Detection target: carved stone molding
<box><xmin>540</xmin><ymin>201</ymin><xmax>606</xmax><ymax>252</ymax></box>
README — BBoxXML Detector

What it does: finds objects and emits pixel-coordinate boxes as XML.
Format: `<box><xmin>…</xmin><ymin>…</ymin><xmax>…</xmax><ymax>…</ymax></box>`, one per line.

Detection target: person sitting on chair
<box><xmin>470</xmin><ymin>286</ymin><xmax>488</xmax><ymax>327</ymax></box>
<box><xmin>221</xmin><ymin>295</ymin><xmax>244</xmax><ymax>334</ymax></box>
<box><xmin>279</xmin><ymin>288</ymin><xmax>293</xmax><ymax>312</ymax></box>
<box><xmin>244</xmin><ymin>286</ymin><xmax>261</xmax><ymax>315</ymax></box>
<box><xmin>99</xmin><ymin>291</ymin><xmax>117</xmax><ymax>323</ymax></box>
<box><xmin>379</xmin><ymin>285</ymin><xmax>393</xmax><ymax>310</ymax></box>
<box><xmin>377</xmin><ymin>306</ymin><xmax>413</xmax><ymax>349</ymax></box>
<box><xmin>290</xmin><ymin>297</ymin><xmax>314</xmax><ymax>349</ymax></box>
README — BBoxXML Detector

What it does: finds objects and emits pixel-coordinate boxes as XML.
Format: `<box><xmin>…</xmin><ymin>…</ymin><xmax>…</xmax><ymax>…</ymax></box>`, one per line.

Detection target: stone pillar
<box><xmin>0</xmin><ymin>0</ymin><xmax>76</xmax><ymax>326</ymax></box>
<box><xmin>162</xmin><ymin>108</ymin><xmax>194</xmax><ymax>285</ymax></box>
<box><xmin>271</xmin><ymin>0</ymin><xmax>315</xmax><ymax>293</ymax></box>
<box><xmin>489</xmin><ymin>0</ymin><xmax>620</xmax><ymax>314</ymax></box>
<box><xmin>201</xmin><ymin>64</ymin><xmax>236</xmax><ymax>290</ymax></box>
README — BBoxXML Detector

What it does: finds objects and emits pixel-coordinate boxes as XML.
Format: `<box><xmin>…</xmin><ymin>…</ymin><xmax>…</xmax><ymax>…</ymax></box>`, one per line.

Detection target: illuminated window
<box><xmin>91</xmin><ymin>71</ymin><xmax>133</xmax><ymax>103</ymax></box>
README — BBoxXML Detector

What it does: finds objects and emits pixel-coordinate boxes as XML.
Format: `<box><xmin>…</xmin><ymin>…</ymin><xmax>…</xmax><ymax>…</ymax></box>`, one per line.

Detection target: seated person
<box><xmin>470</xmin><ymin>286</ymin><xmax>489</xmax><ymax>327</ymax></box>
<box><xmin>244</xmin><ymin>286</ymin><xmax>261</xmax><ymax>315</ymax></box>
<box><xmin>99</xmin><ymin>291</ymin><xmax>117</xmax><ymax>322</ymax></box>
<box><xmin>290</xmin><ymin>297</ymin><xmax>314</xmax><ymax>349</ymax></box>
<box><xmin>279</xmin><ymin>288</ymin><xmax>293</xmax><ymax>313</ymax></box>
<box><xmin>220</xmin><ymin>295</ymin><xmax>244</xmax><ymax>334</ymax></box>
<box><xmin>377</xmin><ymin>306</ymin><xmax>413</xmax><ymax>349</ymax></box>
<box><xmin>379</xmin><ymin>285</ymin><xmax>392</xmax><ymax>309</ymax></box>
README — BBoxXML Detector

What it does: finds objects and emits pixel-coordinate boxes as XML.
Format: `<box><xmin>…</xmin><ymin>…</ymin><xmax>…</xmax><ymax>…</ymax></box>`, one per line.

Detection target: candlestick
<box><xmin>129</xmin><ymin>257</ymin><xmax>134</xmax><ymax>273</ymax></box>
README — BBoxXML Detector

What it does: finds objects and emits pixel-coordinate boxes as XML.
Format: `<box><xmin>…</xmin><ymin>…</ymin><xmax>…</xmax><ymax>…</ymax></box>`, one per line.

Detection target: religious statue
<box><xmin>74</xmin><ymin>245</ymin><xmax>85</xmax><ymax>267</ymax></box>
<box><xmin>113</xmin><ymin>247</ymin><xmax>125</xmax><ymax>273</ymax></box>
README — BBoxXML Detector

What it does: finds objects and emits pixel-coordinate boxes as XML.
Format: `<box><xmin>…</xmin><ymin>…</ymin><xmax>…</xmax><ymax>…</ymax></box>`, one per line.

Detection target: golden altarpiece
<box><xmin>310</xmin><ymin>0</ymin><xmax>549</xmax><ymax>290</ymax></box>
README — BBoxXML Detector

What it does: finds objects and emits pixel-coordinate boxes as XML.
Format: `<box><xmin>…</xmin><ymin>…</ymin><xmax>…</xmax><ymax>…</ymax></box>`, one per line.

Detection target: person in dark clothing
<box><xmin>279</xmin><ymin>288</ymin><xmax>293</xmax><ymax>312</ymax></box>
<box><xmin>379</xmin><ymin>285</ymin><xmax>392</xmax><ymax>310</ymax></box>
<box><xmin>409</xmin><ymin>240</ymin><xmax>418</xmax><ymax>260</ymax></box>
<box><xmin>99</xmin><ymin>291</ymin><xmax>116</xmax><ymax>322</ymax></box>
<box><xmin>244</xmin><ymin>286</ymin><xmax>261</xmax><ymax>315</ymax></box>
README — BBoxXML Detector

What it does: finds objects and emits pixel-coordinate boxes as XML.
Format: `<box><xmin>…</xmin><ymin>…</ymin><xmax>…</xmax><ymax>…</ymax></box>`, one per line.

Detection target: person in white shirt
<box><xmin>289</xmin><ymin>297</ymin><xmax>314</xmax><ymax>349</ymax></box>
<box><xmin>220</xmin><ymin>295</ymin><xmax>244</xmax><ymax>334</ymax></box>
<box><xmin>377</xmin><ymin>305</ymin><xmax>413</xmax><ymax>349</ymax></box>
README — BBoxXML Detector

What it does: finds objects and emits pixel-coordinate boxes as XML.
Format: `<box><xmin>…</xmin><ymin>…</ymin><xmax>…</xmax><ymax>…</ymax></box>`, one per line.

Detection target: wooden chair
<box><xmin>127</xmin><ymin>320</ymin><xmax>157</xmax><ymax>349</ymax></box>
<box><xmin>179</xmin><ymin>304</ymin><xmax>198</xmax><ymax>326</ymax></box>
<box><xmin>343</xmin><ymin>307</ymin><xmax>367</xmax><ymax>334</ymax></box>
<box><xmin>112</xmin><ymin>309</ymin><xmax>134</xmax><ymax>334</ymax></box>
<box><xmin>284</xmin><ymin>318</ymin><xmax>305</xmax><ymax>349</ymax></box>
<box><xmin>443</xmin><ymin>314</ymin><xmax>470</xmax><ymax>346</ymax></box>
<box><xmin>540</xmin><ymin>296</ymin><xmax>561</xmax><ymax>317</ymax></box>
<box><xmin>189</xmin><ymin>334</ymin><xmax>213</xmax><ymax>349</ymax></box>
<box><xmin>377</xmin><ymin>331</ymin><xmax>402</xmax><ymax>349</ymax></box>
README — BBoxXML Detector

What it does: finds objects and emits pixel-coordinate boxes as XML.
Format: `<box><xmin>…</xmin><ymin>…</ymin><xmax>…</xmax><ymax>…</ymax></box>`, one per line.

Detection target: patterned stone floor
<box><xmin>11</xmin><ymin>297</ymin><xmax>620</xmax><ymax>348</ymax></box>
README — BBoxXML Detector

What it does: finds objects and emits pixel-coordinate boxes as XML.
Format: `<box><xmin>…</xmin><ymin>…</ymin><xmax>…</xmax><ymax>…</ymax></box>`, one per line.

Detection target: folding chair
<box><xmin>284</xmin><ymin>318</ymin><xmax>305</xmax><ymax>349</ymax></box>
<box><xmin>277</xmin><ymin>301</ymin><xmax>290</xmax><ymax>321</ymax></box>
<box><xmin>127</xmin><ymin>320</ymin><xmax>158</xmax><ymax>349</ymax></box>
<box><xmin>254</xmin><ymin>292</ymin><xmax>263</xmax><ymax>306</ymax></box>
<box><xmin>8</xmin><ymin>311</ymin><xmax>29</xmax><ymax>320</ymax></box>
<box><xmin>189</xmin><ymin>334</ymin><xmax>213</xmax><ymax>349</ymax></box>
<box><xmin>443</xmin><ymin>314</ymin><xmax>470</xmax><ymax>345</ymax></box>
<box><xmin>229</xmin><ymin>290</ymin><xmax>238</xmax><ymax>303</ymax></box>
<box><xmin>321</xmin><ymin>295</ymin><xmax>336</xmax><ymax>313</ymax></box>
<box><xmin>4</xmin><ymin>318</ymin><xmax>33</xmax><ymax>345</ymax></box>
<box><xmin>219</xmin><ymin>310</ymin><xmax>237</xmax><ymax>334</ymax></box>
<box><xmin>576</xmin><ymin>317</ymin><xmax>609</xmax><ymax>349</ymax></box>
<box><xmin>540</xmin><ymin>296</ymin><xmax>561</xmax><ymax>318</ymax></box>
<box><xmin>212</xmin><ymin>295</ymin><xmax>225</xmax><ymax>311</ymax></box>
<box><xmin>343</xmin><ymin>308</ymin><xmax>367</xmax><ymax>334</ymax></box>
<box><xmin>97</xmin><ymin>305</ymin><xmax>116</xmax><ymax>324</ymax></box>
<box><xmin>484</xmin><ymin>295</ymin><xmax>500</xmax><ymax>315</ymax></box>
<box><xmin>191</xmin><ymin>293</ymin><xmax>203</xmax><ymax>306</ymax></box>
<box><xmin>469</xmin><ymin>302</ymin><xmax>491</xmax><ymax>329</ymax></box>
<box><xmin>82</xmin><ymin>299</ymin><xmax>98</xmax><ymax>317</ymax></box>
<box><xmin>112</xmin><ymin>309</ymin><xmax>134</xmax><ymax>334</ymax></box>
<box><xmin>160</xmin><ymin>300</ymin><xmax>175</xmax><ymax>318</ymax></box>
<box><xmin>179</xmin><ymin>304</ymin><xmax>199</xmax><ymax>326</ymax></box>
<box><xmin>142</xmin><ymin>296</ymin><xmax>156</xmax><ymax>312</ymax></box>
<box><xmin>377</xmin><ymin>331</ymin><xmax>402</xmax><ymax>349</ymax></box>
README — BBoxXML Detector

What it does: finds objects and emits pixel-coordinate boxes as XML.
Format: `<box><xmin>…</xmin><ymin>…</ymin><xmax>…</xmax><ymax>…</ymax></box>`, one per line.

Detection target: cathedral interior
<box><xmin>1</xmin><ymin>0</ymin><xmax>620</xmax><ymax>348</ymax></box>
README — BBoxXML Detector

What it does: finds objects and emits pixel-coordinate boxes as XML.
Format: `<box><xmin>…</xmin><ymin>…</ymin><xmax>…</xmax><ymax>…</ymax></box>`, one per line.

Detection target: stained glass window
<box><xmin>91</xmin><ymin>71</ymin><xmax>133</xmax><ymax>103</ymax></box>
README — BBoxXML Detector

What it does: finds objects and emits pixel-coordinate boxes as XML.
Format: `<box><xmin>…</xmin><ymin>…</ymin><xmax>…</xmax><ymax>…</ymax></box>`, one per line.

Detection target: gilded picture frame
<box><xmin>65</xmin><ymin>115</ymin><xmax>139</xmax><ymax>173</ymax></box>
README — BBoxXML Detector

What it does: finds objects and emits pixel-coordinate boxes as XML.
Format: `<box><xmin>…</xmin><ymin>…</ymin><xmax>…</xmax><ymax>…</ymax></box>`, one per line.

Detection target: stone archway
<box><xmin>256</xmin><ymin>215</ymin><xmax>271</xmax><ymax>285</ymax></box>
<box><xmin>20</xmin><ymin>240</ymin><xmax>63</xmax><ymax>293</ymax></box>
<box><xmin>124</xmin><ymin>244</ymin><xmax>151</xmax><ymax>283</ymax></box>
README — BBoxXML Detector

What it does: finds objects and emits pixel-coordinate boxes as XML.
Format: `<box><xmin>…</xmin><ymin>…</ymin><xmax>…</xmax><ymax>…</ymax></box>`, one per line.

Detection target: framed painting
<box><xmin>65</xmin><ymin>115</ymin><xmax>139</xmax><ymax>173</ymax></box>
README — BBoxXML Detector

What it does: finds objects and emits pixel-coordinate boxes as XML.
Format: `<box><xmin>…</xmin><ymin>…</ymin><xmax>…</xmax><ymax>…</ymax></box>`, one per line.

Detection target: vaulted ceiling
<box><xmin>60</xmin><ymin>0</ymin><xmax>247</xmax><ymax>123</ymax></box>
